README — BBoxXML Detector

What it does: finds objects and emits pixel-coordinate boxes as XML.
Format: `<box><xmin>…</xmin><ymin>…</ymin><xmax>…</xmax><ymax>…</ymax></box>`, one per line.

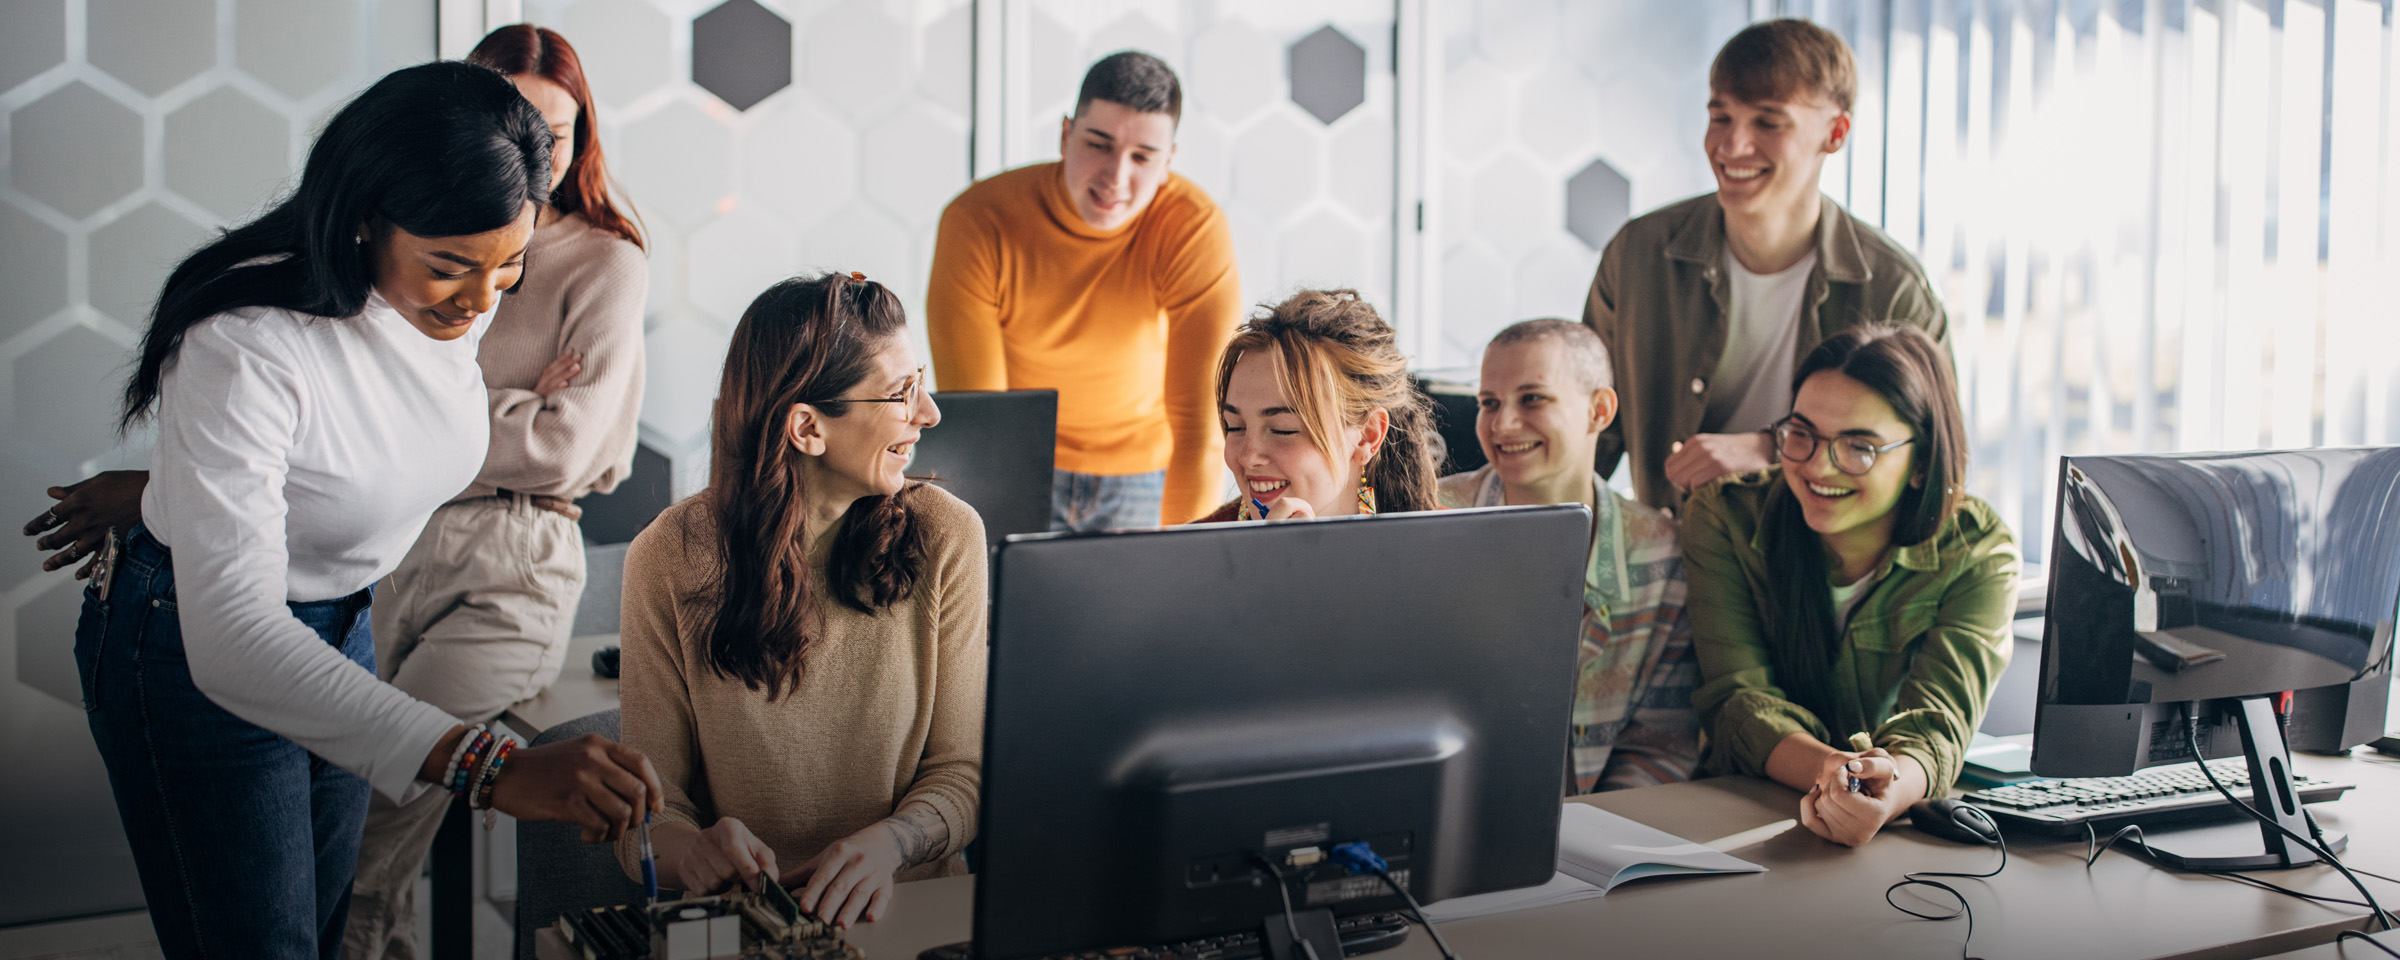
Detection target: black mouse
<box><xmin>1910</xmin><ymin>798</ymin><xmax>2001</xmax><ymax>845</ymax></box>
<box><xmin>592</xmin><ymin>644</ymin><xmax>621</xmax><ymax>680</ymax></box>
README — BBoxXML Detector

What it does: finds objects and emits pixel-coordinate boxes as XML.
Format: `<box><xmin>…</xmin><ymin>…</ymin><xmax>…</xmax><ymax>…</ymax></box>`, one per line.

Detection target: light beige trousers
<box><xmin>340</xmin><ymin>494</ymin><xmax>585</xmax><ymax>960</ymax></box>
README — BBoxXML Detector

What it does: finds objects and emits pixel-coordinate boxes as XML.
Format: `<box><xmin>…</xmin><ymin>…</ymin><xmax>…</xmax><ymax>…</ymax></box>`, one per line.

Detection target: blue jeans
<box><xmin>1050</xmin><ymin>469</ymin><xmax>1166</xmax><ymax>533</ymax></box>
<box><xmin>76</xmin><ymin>526</ymin><xmax>375</xmax><ymax>960</ymax></box>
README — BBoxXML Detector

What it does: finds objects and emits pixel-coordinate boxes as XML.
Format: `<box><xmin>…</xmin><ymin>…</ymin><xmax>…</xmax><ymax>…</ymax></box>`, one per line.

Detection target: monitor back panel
<box><xmin>976</xmin><ymin>506</ymin><xmax>1589</xmax><ymax>958</ymax></box>
<box><xmin>913</xmin><ymin>390</ymin><xmax>1056</xmax><ymax>547</ymax></box>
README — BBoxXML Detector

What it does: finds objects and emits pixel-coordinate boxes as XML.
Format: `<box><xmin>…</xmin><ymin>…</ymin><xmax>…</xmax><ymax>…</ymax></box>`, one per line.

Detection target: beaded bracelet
<box><xmin>439</xmin><ymin>723</ymin><xmax>488</xmax><ymax>795</ymax></box>
<box><xmin>470</xmin><ymin>737</ymin><xmax>516</xmax><ymax>813</ymax></box>
<box><xmin>451</xmin><ymin>729</ymin><xmax>496</xmax><ymax>797</ymax></box>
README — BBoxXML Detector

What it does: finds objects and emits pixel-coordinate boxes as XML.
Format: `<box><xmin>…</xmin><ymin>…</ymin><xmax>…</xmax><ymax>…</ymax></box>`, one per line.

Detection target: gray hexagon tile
<box><xmin>1231</xmin><ymin>111</ymin><xmax>1323</xmax><ymax>221</ymax></box>
<box><xmin>1516</xmin><ymin>62</ymin><xmax>1601</xmax><ymax>164</ymax></box>
<box><xmin>563</xmin><ymin>0</ymin><xmax>674</xmax><ymax>110</ymax></box>
<box><xmin>0</xmin><ymin>200</ymin><xmax>69</xmax><ymax>341</ymax></box>
<box><xmin>234</xmin><ymin>0</ymin><xmax>360</xmax><ymax>100</ymax></box>
<box><xmin>1443</xmin><ymin>57</ymin><xmax>1507</xmax><ymax>165</ymax></box>
<box><xmin>692</xmin><ymin>0</ymin><xmax>791</xmax><ymax>112</ymax></box>
<box><xmin>0</xmin><ymin>0</ymin><xmax>65</xmax><ymax>91</ymax></box>
<box><xmin>615</xmin><ymin>101</ymin><xmax>735</xmax><ymax>227</ymax></box>
<box><xmin>1190</xmin><ymin>21</ymin><xmax>1278</xmax><ymax>122</ymax></box>
<box><xmin>15</xmin><ymin>576</ymin><xmax>86</xmax><ymax>710</ymax></box>
<box><xmin>861</xmin><ymin>104</ymin><xmax>966</xmax><ymax>229</ymax></box>
<box><xmin>1566</xmin><ymin>157</ymin><xmax>1631</xmax><ymax>252</ymax></box>
<box><xmin>89</xmin><ymin>0</ymin><xmax>215</xmax><ymax>96</ymax></box>
<box><xmin>685</xmin><ymin>208</ymin><xmax>796</xmax><ymax>326</ymax></box>
<box><xmin>14</xmin><ymin>327</ymin><xmax>129</xmax><ymax>465</ymax></box>
<box><xmin>1470</xmin><ymin>152</ymin><xmax>1557</xmax><ymax>257</ymax></box>
<box><xmin>918</xmin><ymin>3</ymin><xmax>973</xmax><ymax>116</ymax></box>
<box><xmin>10</xmin><ymin>83</ymin><xmax>144</xmax><ymax>220</ymax></box>
<box><xmin>1516</xmin><ymin>243</ymin><xmax>1597</xmax><ymax>320</ymax></box>
<box><xmin>741</xmin><ymin>98</ymin><xmax>856</xmax><ymax>231</ymax></box>
<box><xmin>90</xmin><ymin>204</ymin><xmax>212</xmax><ymax>328</ymax></box>
<box><xmin>801</xmin><ymin>0</ymin><xmax>913</xmax><ymax>122</ymax></box>
<box><xmin>1476</xmin><ymin>0</ymin><xmax>1560</xmax><ymax>71</ymax></box>
<box><xmin>165</xmin><ymin>87</ymin><xmax>294</xmax><ymax>221</ymax></box>
<box><xmin>1329</xmin><ymin>115</ymin><xmax>1392</xmax><ymax>222</ymax></box>
<box><xmin>1289</xmin><ymin>25</ymin><xmax>1366</xmax><ymax>126</ymax></box>
<box><xmin>1277</xmin><ymin>209</ymin><xmax>1370</xmax><ymax>293</ymax></box>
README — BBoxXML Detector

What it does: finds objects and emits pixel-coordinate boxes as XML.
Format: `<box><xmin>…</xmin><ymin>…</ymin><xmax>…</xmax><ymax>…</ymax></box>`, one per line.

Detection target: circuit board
<box><xmin>552</xmin><ymin>875</ymin><xmax>863</xmax><ymax>960</ymax></box>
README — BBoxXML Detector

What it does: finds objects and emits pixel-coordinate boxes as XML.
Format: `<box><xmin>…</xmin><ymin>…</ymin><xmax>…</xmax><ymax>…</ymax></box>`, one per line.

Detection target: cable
<box><xmin>2083</xmin><ymin>823</ymin><xmax>2381</xmax><ymax>911</ymax></box>
<box><xmin>1883</xmin><ymin>813</ymin><xmax>2007</xmax><ymax>960</ymax></box>
<box><xmin>1251</xmin><ymin>856</ymin><xmax>1322</xmax><ymax>960</ymax></box>
<box><xmin>2184</xmin><ymin>713</ymin><xmax>2397</xmax><ymax>930</ymax></box>
<box><xmin>2340</xmin><ymin>930</ymin><xmax>2400</xmax><ymax>959</ymax></box>
<box><xmin>1328</xmin><ymin>841</ymin><xmax>1461</xmax><ymax>960</ymax></box>
<box><xmin>2359</xmin><ymin>868</ymin><xmax>2400</xmax><ymax>887</ymax></box>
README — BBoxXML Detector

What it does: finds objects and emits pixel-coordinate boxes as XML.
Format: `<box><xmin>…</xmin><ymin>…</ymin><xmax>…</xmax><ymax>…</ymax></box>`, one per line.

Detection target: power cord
<box><xmin>2338</xmin><ymin>930</ymin><xmax>2400</xmax><ymax>959</ymax></box>
<box><xmin>2183</xmin><ymin>712</ymin><xmax>2396</xmax><ymax>930</ymax></box>
<box><xmin>2084</xmin><ymin>823</ymin><xmax>2384</xmax><ymax>911</ymax></box>
<box><xmin>1883</xmin><ymin>808</ymin><xmax>2007</xmax><ymax>960</ymax></box>
<box><xmin>1251</xmin><ymin>856</ymin><xmax>1322</xmax><ymax>960</ymax></box>
<box><xmin>1329</xmin><ymin>842</ymin><xmax>1461</xmax><ymax>960</ymax></box>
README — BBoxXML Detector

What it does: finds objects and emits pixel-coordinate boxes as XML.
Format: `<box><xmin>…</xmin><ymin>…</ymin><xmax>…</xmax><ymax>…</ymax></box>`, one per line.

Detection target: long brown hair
<box><xmin>468</xmin><ymin>24</ymin><xmax>645</xmax><ymax>251</ymax></box>
<box><xmin>1213</xmin><ymin>290</ymin><xmax>1440</xmax><ymax>514</ymax></box>
<box><xmin>1760</xmin><ymin>324</ymin><xmax>1967</xmax><ymax>720</ymax></box>
<box><xmin>701</xmin><ymin>273</ymin><xmax>924</xmax><ymax>700</ymax></box>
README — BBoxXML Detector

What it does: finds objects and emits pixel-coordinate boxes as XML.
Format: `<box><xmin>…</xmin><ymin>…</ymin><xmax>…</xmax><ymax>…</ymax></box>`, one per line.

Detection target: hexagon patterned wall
<box><xmin>0</xmin><ymin>0</ymin><xmax>436</xmax><ymax>925</ymax></box>
<box><xmin>1431</xmin><ymin>0</ymin><xmax>1749</xmax><ymax>370</ymax></box>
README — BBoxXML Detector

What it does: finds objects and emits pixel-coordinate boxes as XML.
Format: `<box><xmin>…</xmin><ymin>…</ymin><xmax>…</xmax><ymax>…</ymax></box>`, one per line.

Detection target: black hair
<box><xmin>120</xmin><ymin>60</ymin><xmax>551</xmax><ymax>431</ymax></box>
<box><xmin>1075</xmin><ymin>50</ymin><xmax>1182</xmax><ymax>123</ymax></box>
<box><xmin>1758</xmin><ymin>325</ymin><xmax>1968</xmax><ymax>720</ymax></box>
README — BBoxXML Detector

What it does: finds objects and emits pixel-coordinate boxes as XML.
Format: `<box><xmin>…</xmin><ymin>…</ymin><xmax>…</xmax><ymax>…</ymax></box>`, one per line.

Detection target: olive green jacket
<box><xmin>1682</xmin><ymin>470</ymin><xmax>2020</xmax><ymax>792</ymax></box>
<box><xmin>1582</xmin><ymin>193</ymin><xmax>1951</xmax><ymax>513</ymax></box>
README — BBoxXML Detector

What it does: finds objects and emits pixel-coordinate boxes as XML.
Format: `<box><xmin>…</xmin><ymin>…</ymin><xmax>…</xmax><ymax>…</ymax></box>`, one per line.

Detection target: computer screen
<box><xmin>911</xmin><ymin>389</ymin><xmax>1056</xmax><ymax>547</ymax></box>
<box><xmin>2032</xmin><ymin>448</ymin><xmax>2400</xmax><ymax>778</ymax></box>
<box><xmin>971</xmin><ymin>505</ymin><xmax>1590</xmax><ymax>959</ymax></box>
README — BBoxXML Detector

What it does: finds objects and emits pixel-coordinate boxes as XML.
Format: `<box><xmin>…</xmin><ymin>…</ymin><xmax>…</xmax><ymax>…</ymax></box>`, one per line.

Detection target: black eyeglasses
<box><xmin>838</xmin><ymin>365</ymin><xmax>926</xmax><ymax>420</ymax></box>
<box><xmin>1772</xmin><ymin>416</ymin><xmax>1914</xmax><ymax>476</ymax></box>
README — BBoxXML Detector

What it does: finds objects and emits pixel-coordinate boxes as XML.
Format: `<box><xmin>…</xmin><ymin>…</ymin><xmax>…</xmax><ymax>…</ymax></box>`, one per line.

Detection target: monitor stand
<box><xmin>2137</xmin><ymin>696</ymin><xmax>2348</xmax><ymax>872</ymax></box>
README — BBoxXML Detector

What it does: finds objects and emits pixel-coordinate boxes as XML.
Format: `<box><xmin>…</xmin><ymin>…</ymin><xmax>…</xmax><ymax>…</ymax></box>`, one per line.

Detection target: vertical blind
<box><xmin>1784</xmin><ymin>0</ymin><xmax>2397</xmax><ymax>562</ymax></box>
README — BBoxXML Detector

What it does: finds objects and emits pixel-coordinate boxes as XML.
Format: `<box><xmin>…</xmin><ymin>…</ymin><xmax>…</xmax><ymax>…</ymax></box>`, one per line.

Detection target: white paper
<box><xmin>1418</xmin><ymin>802</ymin><xmax>1767</xmax><ymax>923</ymax></box>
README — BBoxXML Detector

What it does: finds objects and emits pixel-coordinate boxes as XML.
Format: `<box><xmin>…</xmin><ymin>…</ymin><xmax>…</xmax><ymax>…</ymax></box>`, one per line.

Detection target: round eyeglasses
<box><xmin>1772</xmin><ymin>417</ymin><xmax>1914</xmax><ymax>476</ymax></box>
<box><xmin>839</xmin><ymin>364</ymin><xmax>926</xmax><ymax>420</ymax></box>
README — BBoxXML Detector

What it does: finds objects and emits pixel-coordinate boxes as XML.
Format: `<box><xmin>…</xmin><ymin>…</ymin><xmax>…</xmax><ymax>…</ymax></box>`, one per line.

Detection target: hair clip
<box><xmin>848</xmin><ymin>271</ymin><xmax>867</xmax><ymax>282</ymax></box>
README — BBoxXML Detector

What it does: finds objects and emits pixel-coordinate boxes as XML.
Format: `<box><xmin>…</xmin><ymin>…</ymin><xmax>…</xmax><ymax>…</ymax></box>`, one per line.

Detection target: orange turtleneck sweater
<box><xmin>925</xmin><ymin>163</ymin><xmax>1242</xmax><ymax>525</ymax></box>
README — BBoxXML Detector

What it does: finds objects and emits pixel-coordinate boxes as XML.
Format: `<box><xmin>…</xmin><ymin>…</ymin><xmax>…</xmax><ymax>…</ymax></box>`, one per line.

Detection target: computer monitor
<box><xmin>968</xmin><ymin>506</ymin><xmax>1590</xmax><ymax>959</ymax></box>
<box><xmin>2033</xmin><ymin>448</ymin><xmax>2400</xmax><ymax>867</ymax></box>
<box><xmin>911</xmin><ymin>389</ymin><xmax>1056</xmax><ymax>547</ymax></box>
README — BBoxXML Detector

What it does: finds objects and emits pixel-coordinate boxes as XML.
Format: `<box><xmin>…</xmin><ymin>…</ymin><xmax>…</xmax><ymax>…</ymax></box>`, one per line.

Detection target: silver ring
<box><xmin>37</xmin><ymin>509</ymin><xmax>57</xmax><ymax>527</ymax></box>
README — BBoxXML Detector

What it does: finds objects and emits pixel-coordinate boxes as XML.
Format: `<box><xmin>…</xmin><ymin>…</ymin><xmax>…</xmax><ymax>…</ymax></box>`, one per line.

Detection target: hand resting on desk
<box><xmin>1799</xmin><ymin>748</ymin><xmax>1930</xmax><ymax>846</ymax></box>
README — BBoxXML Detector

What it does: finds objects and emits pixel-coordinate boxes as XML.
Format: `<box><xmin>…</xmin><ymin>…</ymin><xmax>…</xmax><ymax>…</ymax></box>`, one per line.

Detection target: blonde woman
<box><xmin>1198</xmin><ymin>289</ymin><xmax>1441</xmax><ymax>523</ymax></box>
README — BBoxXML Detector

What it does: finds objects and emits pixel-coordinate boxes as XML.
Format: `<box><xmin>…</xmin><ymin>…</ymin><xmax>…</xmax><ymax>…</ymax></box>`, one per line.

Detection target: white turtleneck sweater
<box><xmin>141</xmin><ymin>292</ymin><xmax>490</xmax><ymax>801</ymax></box>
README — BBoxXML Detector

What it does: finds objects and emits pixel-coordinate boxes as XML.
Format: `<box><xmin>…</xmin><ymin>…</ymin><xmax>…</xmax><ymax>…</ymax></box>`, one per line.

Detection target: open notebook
<box><xmin>1419</xmin><ymin>802</ymin><xmax>1767</xmax><ymax>922</ymax></box>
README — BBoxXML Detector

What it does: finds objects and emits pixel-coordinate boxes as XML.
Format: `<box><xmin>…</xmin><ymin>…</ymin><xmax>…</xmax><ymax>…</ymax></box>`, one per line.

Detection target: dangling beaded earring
<box><xmin>1356</xmin><ymin>470</ymin><xmax>1378</xmax><ymax>516</ymax></box>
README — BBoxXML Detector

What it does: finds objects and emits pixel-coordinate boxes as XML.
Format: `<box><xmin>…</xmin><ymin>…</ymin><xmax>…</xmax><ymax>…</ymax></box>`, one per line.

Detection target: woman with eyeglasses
<box><xmin>613</xmin><ymin>272</ymin><xmax>982</xmax><ymax>930</ymax></box>
<box><xmin>1682</xmin><ymin>324</ymin><xmax>2018</xmax><ymax>847</ymax></box>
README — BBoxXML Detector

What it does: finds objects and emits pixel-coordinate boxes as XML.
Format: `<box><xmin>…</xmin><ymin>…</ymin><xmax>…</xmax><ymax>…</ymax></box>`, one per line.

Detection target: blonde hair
<box><xmin>1213</xmin><ymin>290</ymin><xmax>1440</xmax><ymax>514</ymax></box>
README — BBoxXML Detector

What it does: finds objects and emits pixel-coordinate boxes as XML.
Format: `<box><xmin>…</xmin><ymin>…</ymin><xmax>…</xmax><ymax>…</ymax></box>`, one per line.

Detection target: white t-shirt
<box><xmin>142</xmin><ymin>292</ymin><xmax>492</xmax><ymax>801</ymax></box>
<box><xmin>1831</xmin><ymin>567</ymin><xmax>1885</xmax><ymax>633</ymax></box>
<box><xmin>1705</xmin><ymin>247</ymin><xmax>1818</xmax><ymax>434</ymax></box>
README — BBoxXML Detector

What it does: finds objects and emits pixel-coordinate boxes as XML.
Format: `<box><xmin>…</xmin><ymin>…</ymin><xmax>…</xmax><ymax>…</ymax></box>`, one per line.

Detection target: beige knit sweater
<box><xmin>457</xmin><ymin>211</ymin><xmax>647</xmax><ymax>502</ymax></box>
<box><xmin>613</xmin><ymin>486</ymin><xmax>987</xmax><ymax>884</ymax></box>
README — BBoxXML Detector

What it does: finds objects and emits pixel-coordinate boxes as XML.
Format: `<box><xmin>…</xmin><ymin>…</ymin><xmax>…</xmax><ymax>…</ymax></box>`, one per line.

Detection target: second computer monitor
<box><xmin>912</xmin><ymin>389</ymin><xmax>1056</xmax><ymax>547</ymax></box>
<box><xmin>974</xmin><ymin>505</ymin><xmax>1591</xmax><ymax>959</ymax></box>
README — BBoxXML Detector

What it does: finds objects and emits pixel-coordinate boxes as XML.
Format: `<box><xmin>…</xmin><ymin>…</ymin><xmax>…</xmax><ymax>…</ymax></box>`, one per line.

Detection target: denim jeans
<box><xmin>76</xmin><ymin>525</ymin><xmax>376</xmax><ymax>960</ymax></box>
<box><xmin>1049</xmin><ymin>469</ymin><xmax>1167</xmax><ymax>533</ymax></box>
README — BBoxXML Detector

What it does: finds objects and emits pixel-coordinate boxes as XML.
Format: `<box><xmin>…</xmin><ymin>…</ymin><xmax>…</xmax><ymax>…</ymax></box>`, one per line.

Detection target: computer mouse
<box><xmin>1910</xmin><ymin>798</ymin><xmax>2001</xmax><ymax>846</ymax></box>
<box><xmin>592</xmin><ymin>644</ymin><xmax>621</xmax><ymax>680</ymax></box>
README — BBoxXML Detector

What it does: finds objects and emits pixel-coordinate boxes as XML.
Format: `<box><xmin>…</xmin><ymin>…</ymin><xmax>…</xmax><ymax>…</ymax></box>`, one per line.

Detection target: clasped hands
<box><xmin>1798</xmin><ymin>745</ymin><xmax>1926</xmax><ymax>847</ymax></box>
<box><xmin>663</xmin><ymin>816</ymin><xmax>905</xmax><ymax>929</ymax></box>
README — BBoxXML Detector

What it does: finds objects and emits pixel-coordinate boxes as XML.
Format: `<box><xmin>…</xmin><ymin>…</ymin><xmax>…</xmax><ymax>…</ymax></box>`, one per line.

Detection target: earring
<box><xmin>1356</xmin><ymin>471</ymin><xmax>1378</xmax><ymax>516</ymax></box>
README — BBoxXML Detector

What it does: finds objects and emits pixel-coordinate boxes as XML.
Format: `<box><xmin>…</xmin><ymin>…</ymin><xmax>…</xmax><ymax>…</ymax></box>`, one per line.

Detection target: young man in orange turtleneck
<box><xmin>926</xmin><ymin>51</ymin><xmax>1242</xmax><ymax>530</ymax></box>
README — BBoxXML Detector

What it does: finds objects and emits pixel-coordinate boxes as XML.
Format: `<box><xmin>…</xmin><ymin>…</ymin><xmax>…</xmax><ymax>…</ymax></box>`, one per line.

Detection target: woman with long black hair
<box><xmin>75</xmin><ymin>61</ymin><xmax>659</xmax><ymax>959</ymax></box>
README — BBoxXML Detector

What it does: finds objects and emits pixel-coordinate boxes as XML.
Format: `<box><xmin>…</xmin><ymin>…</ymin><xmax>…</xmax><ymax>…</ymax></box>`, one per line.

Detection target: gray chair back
<box><xmin>513</xmin><ymin>709</ymin><xmax>646</xmax><ymax>960</ymax></box>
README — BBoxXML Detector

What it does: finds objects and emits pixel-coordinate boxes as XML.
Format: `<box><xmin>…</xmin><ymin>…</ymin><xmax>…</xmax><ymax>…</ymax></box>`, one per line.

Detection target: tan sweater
<box><xmin>613</xmin><ymin>487</ymin><xmax>987</xmax><ymax>884</ymax></box>
<box><xmin>458</xmin><ymin>211</ymin><xmax>647</xmax><ymax>502</ymax></box>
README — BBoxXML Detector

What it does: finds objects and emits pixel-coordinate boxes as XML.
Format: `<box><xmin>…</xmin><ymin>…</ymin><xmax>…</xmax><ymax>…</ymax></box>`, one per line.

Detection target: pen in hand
<box><xmin>1845</xmin><ymin>733</ymin><xmax>1874</xmax><ymax>793</ymax></box>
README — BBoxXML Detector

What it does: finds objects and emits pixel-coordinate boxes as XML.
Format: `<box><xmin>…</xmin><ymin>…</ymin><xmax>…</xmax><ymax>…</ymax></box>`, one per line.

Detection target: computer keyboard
<box><xmin>914</xmin><ymin>911</ymin><xmax>1411</xmax><ymax>960</ymax></box>
<box><xmin>1961</xmin><ymin>758</ymin><xmax>2355</xmax><ymax>838</ymax></box>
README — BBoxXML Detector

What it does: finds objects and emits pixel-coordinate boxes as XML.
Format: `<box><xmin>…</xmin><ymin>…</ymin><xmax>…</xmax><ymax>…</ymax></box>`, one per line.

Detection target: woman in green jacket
<box><xmin>1684</xmin><ymin>324</ymin><xmax>2018</xmax><ymax>847</ymax></box>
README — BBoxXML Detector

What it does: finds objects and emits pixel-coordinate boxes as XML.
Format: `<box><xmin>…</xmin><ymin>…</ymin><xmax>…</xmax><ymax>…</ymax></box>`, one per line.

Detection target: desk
<box><xmin>2257</xmin><ymin>929</ymin><xmax>2400</xmax><ymax>959</ymax></box>
<box><xmin>538</xmin><ymin>749</ymin><xmax>2400</xmax><ymax>960</ymax></box>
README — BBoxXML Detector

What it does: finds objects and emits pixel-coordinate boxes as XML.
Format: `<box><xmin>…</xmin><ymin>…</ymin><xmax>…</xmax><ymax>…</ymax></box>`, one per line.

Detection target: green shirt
<box><xmin>1682</xmin><ymin>469</ymin><xmax>2020</xmax><ymax>792</ymax></box>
